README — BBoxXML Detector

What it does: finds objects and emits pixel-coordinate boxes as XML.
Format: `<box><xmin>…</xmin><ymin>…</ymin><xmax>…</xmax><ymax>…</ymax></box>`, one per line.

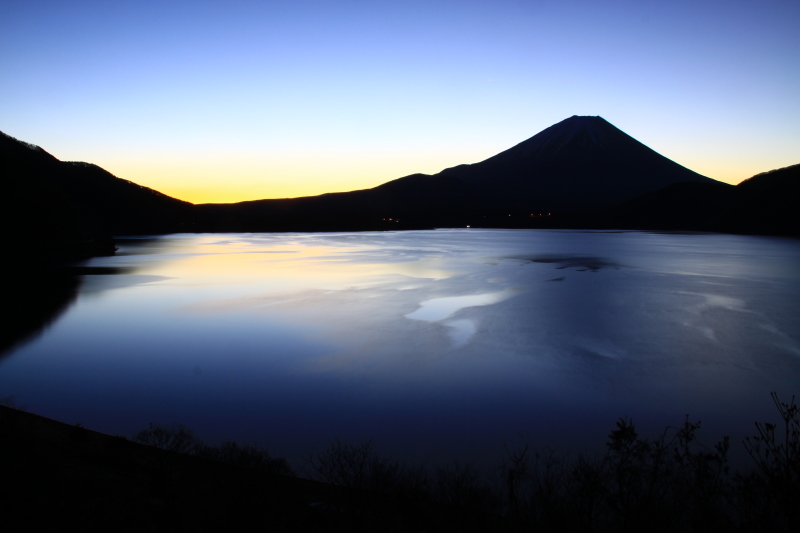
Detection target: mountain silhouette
<box><xmin>604</xmin><ymin>163</ymin><xmax>799</xmax><ymax>236</ymax></box>
<box><xmin>3</xmin><ymin>119</ymin><xmax>797</xmax><ymax>241</ymax></box>
<box><xmin>198</xmin><ymin>116</ymin><xmax>719</xmax><ymax>230</ymax></box>
<box><xmin>719</xmin><ymin>163</ymin><xmax>800</xmax><ymax>236</ymax></box>
<box><xmin>1</xmin><ymin>131</ymin><xmax>197</xmax><ymax>255</ymax></box>
<box><xmin>433</xmin><ymin>115</ymin><xmax>714</xmax><ymax>211</ymax></box>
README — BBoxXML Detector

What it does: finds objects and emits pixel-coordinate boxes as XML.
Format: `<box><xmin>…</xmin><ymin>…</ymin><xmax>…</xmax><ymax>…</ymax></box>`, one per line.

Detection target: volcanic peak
<box><xmin>488</xmin><ymin>115</ymin><xmax>629</xmax><ymax>163</ymax></box>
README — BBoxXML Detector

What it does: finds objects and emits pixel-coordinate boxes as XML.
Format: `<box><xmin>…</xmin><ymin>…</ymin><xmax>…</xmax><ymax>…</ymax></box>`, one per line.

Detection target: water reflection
<box><xmin>0</xmin><ymin>266</ymin><xmax>81</xmax><ymax>358</ymax></box>
<box><xmin>1</xmin><ymin>230</ymin><xmax>799</xmax><ymax>470</ymax></box>
<box><xmin>0</xmin><ymin>264</ymin><xmax>138</xmax><ymax>359</ymax></box>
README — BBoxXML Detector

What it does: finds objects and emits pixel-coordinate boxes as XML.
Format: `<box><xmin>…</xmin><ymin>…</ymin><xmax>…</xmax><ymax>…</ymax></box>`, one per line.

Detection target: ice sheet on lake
<box><xmin>405</xmin><ymin>289</ymin><xmax>520</xmax><ymax>347</ymax></box>
<box><xmin>405</xmin><ymin>290</ymin><xmax>517</xmax><ymax>322</ymax></box>
<box><xmin>442</xmin><ymin>319</ymin><xmax>477</xmax><ymax>348</ymax></box>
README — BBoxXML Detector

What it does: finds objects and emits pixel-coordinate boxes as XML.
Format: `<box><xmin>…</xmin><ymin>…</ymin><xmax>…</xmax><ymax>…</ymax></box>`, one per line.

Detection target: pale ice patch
<box><xmin>679</xmin><ymin>292</ymin><xmax>770</xmax><ymax>344</ymax></box>
<box><xmin>758</xmin><ymin>323</ymin><xmax>800</xmax><ymax>356</ymax></box>
<box><xmin>699</xmin><ymin>294</ymin><xmax>747</xmax><ymax>312</ymax></box>
<box><xmin>680</xmin><ymin>292</ymin><xmax>749</xmax><ymax>314</ymax></box>
<box><xmin>386</xmin><ymin>262</ymin><xmax>454</xmax><ymax>280</ymax></box>
<box><xmin>405</xmin><ymin>291</ymin><xmax>513</xmax><ymax>322</ymax></box>
<box><xmin>404</xmin><ymin>289</ymin><xmax>519</xmax><ymax>348</ymax></box>
<box><xmin>700</xmin><ymin>327</ymin><xmax>717</xmax><ymax>341</ymax></box>
<box><xmin>759</xmin><ymin>323</ymin><xmax>779</xmax><ymax>334</ymax></box>
<box><xmin>442</xmin><ymin>319</ymin><xmax>477</xmax><ymax>348</ymax></box>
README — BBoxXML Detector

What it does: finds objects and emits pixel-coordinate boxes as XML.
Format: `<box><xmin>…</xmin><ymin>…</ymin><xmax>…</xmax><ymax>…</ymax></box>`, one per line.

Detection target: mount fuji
<box><xmin>201</xmin><ymin>115</ymin><xmax>721</xmax><ymax>230</ymax></box>
<box><xmin>430</xmin><ymin>115</ymin><xmax>714</xmax><ymax>211</ymax></box>
<box><xmin>9</xmin><ymin>116</ymin><xmax>795</xmax><ymax>238</ymax></box>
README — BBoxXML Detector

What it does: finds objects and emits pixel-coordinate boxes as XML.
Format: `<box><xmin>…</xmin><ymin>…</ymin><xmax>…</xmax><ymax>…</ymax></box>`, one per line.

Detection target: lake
<box><xmin>2</xmin><ymin>229</ymin><xmax>799</xmax><ymax>470</ymax></box>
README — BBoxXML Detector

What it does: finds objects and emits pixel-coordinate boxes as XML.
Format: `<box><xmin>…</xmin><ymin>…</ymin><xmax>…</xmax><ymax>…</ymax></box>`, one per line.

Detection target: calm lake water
<box><xmin>2</xmin><ymin>229</ymin><xmax>799</xmax><ymax>469</ymax></box>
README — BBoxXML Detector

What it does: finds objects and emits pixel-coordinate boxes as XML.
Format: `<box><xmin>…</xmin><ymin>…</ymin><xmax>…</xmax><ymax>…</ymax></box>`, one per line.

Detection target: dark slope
<box><xmin>603</xmin><ymin>163</ymin><xmax>800</xmax><ymax>236</ymax></box>
<box><xmin>0</xmin><ymin>405</ymin><xmax>487</xmax><ymax>532</ymax></box>
<box><xmin>718</xmin><ymin>163</ymin><xmax>800</xmax><ymax>236</ymax></box>
<box><xmin>1</xmin><ymin>131</ymin><xmax>197</xmax><ymax>252</ymax></box>
<box><xmin>1</xmin><ymin>132</ymin><xmax>205</xmax><ymax>351</ymax></box>
<box><xmin>603</xmin><ymin>181</ymin><xmax>737</xmax><ymax>231</ymax></box>
<box><xmin>434</xmin><ymin>115</ymin><xmax>715</xmax><ymax>211</ymax></box>
<box><xmin>198</xmin><ymin>116</ymin><xmax>718</xmax><ymax>229</ymax></box>
<box><xmin>199</xmin><ymin>173</ymin><xmax>477</xmax><ymax>231</ymax></box>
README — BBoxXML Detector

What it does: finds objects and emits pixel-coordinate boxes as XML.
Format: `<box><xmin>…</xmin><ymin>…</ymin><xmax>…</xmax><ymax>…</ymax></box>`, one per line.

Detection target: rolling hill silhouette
<box><xmin>1</xmin><ymin>131</ymin><xmax>197</xmax><ymax>255</ymax></box>
<box><xmin>605</xmin><ymin>163</ymin><xmax>799</xmax><ymax>236</ymax></box>
<box><xmin>2</xmin><ymin>118</ymin><xmax>797</xmax><ymax>241</ymax></box>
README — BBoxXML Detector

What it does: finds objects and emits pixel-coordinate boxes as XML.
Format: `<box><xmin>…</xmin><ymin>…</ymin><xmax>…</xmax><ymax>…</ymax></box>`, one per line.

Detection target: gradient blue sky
<box><xmin>2</xmin><ymin>0</ymin><xmax>798</xmax><ymax>203</ymax></box>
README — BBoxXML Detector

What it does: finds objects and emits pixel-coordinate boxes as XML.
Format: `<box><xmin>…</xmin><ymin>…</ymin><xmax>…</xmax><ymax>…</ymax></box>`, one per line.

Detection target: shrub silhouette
<box><xmin>433</xmin><ymin>460</ymin><xmax>495</xmax><ymax>511</ymax></box>
<box><xmin>737</xmin><ymin>392</ymin><xmax>799</xmax><ymax>530</ymax></box>
<box><xmin>133</xmin><ymin>423</ymin><xmax>201</xmax><ymax>454</ymax></box>
<box><xmin>743</xmin><ymin>392</ymin><xmax>800</xmax><ymax>486</ymax></box>
<box><xmin>127</xmin><ymin>393</ymin><xmax>799</xmax><ymax>531</ymax></box>
<box><xmin>196</xmin><ymin>440</ymin><xmax>293</xmax><ymax>475</ymax></box>
<box><xmin>500</xmin><ymin>416</ymin><xmax>732</xmax><ymax>532</ymax></box>
<box><xmin>133</xmin><ymin>422</ymin><xmax>293</xmax><ymax>475</ymax></box>
<box><xmin>306</xmin><ymin>438</ymin><xmax>416</xmax><ymax>493</ymax></box>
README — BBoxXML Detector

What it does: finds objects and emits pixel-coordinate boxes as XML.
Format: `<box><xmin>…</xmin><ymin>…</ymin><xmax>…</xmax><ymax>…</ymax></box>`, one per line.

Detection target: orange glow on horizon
<box><xmin>138</xmin><ymin>169</ymin><xmax>751</xmax><ymax>205</ymax></box>
<box><xmin>101</xmin><ymin>150</ymin><xmax>463</xmax><ymax>204</ymax></box>
<box><xmin>157</xmin><ymin>183</ymin><xmax>375</xmax><ymax>205</ymax></box>
<box><xmin>116</xmin><ymin>169</ymin><xmax>392</xmax><ymax>205</ymax></box>
<box><xmin>98</xmin><ymin>151</ymin><xmax>793</xmax><ymax>205</ymax></box>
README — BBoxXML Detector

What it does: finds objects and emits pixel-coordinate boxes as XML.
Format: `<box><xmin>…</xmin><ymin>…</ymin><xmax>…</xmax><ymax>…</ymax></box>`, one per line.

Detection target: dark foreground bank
<box><xmin>2</xmin><ymin>393</ymin><xmax>798</xmax><ymax>532</ymax></box>
<box><xmin>0</xmin><ymin>405</ymin><xmax>481</xmax><ymax>532</ymax></box>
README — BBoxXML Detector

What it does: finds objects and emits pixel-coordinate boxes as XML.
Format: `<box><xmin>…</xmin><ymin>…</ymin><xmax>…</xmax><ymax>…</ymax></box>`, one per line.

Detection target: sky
<box><xmin>2</xmin><ymin>0</ymin><xmax>798</xmax><ymax>204</ymax></box>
